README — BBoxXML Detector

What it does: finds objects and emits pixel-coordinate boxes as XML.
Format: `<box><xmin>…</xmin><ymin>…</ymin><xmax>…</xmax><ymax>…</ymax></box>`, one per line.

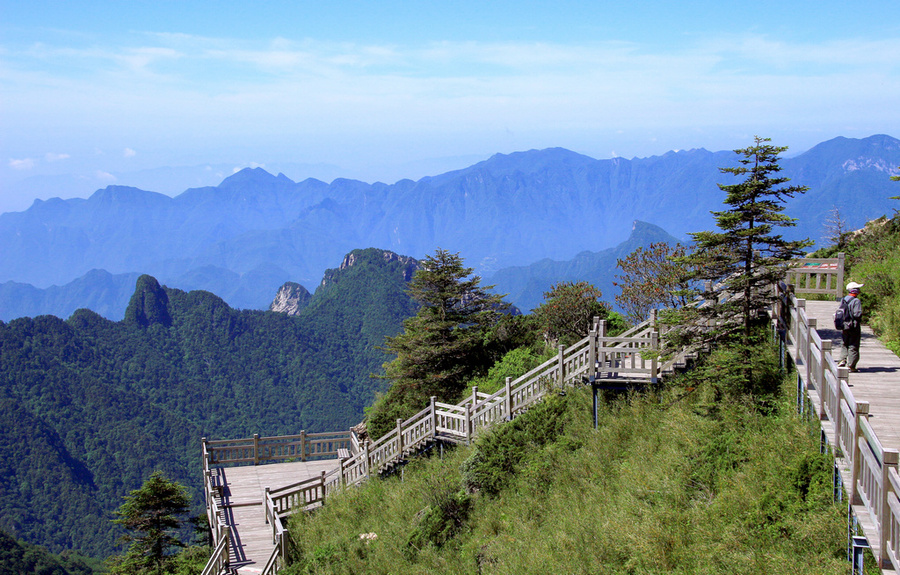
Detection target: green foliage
<box><xmin>367</xmin><ymin>249</ymin><xmax>509</xmax><ymax>438</ymax></box>
<box><xmin>108</xmin><ymin>471</ymin><xmax>190</xmax><ymax>575</ymax></box>
<box><xmin>615</xmin><ymin>242</ymin><xmax>693</xmax><ymax>323</ymax></box>
<box><xmin>532</xmin><ymin>281</ymin><xmax>614</xmax><ymax>346</ymax></box>
<box><xmin>467</xmin><ymin>347</ymin><xmax>548</xmax><ymax>395</ymax></box>
<box><xmin>677</xmin><ymin>137</ymin><xmax>812</xmax><ymax>348</ymax></box>
<box><xmin>461</xmin><ymin>393</ymin><xmax>573</xmax><ymax>496</ymax></box>
<box><xmin>281</xmin><ymin>352</ymin><xmax>845</xmax><ymax>574</ymax></box>
<box><xmin>0</xmin><ymin>251</ymin><xmax>418</xmax><ymax>558</ymax></box>
<box><xmin>0</xmin><ymin>528</ymin><xmax>96</xmax><ymax>575</ymax></box>
<box><xmin>688</xmin><ymin>337</ymin><xmax>785</xmax><ymax>410</ymax></box>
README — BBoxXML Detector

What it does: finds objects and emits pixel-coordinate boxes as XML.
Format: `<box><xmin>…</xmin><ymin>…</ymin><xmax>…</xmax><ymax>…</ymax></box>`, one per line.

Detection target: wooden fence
<box><xmin>775</xmin><ymin>278</ymin><xmax>900</xmax><ymax>570</ymax></box>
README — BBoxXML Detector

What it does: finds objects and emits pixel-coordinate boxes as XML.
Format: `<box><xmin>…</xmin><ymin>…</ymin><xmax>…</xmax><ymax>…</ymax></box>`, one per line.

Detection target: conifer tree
<box><xmin>678</xmin><ymin>136</ymin><xmax>812</xmax><ymax>347</ymax></box>
<box><xmin>367</xmin><ymin>249</ymin><xmax>507</xmax><ymax>438</ymax></box>
<box><xmin>108</xmin><ymin>471</ymin><xmax>190</xmax><ymax>575</ymax></box>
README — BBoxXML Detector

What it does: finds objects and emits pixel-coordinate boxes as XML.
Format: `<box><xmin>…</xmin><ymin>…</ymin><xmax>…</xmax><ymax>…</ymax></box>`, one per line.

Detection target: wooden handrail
<box><xmin>774</xmin><ymin>255</ymin><xmax>900</xmax><ymax>570</ymax></box>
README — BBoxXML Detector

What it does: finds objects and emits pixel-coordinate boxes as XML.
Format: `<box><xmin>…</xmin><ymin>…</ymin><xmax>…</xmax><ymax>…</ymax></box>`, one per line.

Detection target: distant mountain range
<box><xmin>1</xmin><ymin>134</ymin><xmax>898</xmax><ymax>320</ymax></box>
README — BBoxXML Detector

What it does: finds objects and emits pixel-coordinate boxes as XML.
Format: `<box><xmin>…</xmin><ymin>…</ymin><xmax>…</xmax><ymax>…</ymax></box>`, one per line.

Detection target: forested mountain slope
<box><xmin>0</xmin><ymin>248</ymin><xmax>419</xmax><ymax>558</ymax></box>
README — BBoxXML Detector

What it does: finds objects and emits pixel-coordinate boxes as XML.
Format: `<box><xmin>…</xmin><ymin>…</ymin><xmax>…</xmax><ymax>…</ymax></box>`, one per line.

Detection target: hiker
<box><xmin>837</xmin><ymin>281</ymin><xmax>864</xmax><ymax>372</ymax></box>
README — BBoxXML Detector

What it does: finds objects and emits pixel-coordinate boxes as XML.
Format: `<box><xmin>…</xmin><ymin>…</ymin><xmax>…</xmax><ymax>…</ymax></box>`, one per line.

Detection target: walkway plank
<box><xmin>216</xmin><ymin>460</ymin><xmax>341</xmax><ymax>573</ymax></box>
<box><xmin>806</xmin><ymin>300</ymin><xmax>900</xmax><ymax>451</ymax></box>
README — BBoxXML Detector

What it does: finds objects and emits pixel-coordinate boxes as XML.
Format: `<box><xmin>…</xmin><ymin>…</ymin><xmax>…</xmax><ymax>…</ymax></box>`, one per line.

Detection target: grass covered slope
<box><xmin>283</xmin><ymin>347</ymin><xmax>846</xmax><ymax>574</ymax></box>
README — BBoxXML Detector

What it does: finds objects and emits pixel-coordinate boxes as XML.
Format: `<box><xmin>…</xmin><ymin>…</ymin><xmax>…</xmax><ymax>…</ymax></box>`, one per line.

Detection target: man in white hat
<box><xmin>838</xmin><ymin>281</ymin><xmax>864</xmax><ymax>372</ymax></box>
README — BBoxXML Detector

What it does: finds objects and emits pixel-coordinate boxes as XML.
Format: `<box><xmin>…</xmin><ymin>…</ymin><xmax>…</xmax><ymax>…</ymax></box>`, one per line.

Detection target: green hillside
<box><xmin>282</xmin><ymin>351</ymin><xmax>847</xmax><ymax>575</ymax></box>
<box><xmin>0</xmin><ymin>248</ymin><xmax>419</xmax><ymax>558</ymax></box>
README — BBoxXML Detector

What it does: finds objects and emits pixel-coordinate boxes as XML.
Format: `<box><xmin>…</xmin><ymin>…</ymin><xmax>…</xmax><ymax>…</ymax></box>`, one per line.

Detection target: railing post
<box><xmin>650</xmin><ymin>330</ymin><xmax>659</xmax><ymax>383</ymax></box>
<box><xmin>818</xmin><ymin>340</ymin><xmax>832</xmax><ymax>421</ymax></box>
<box><xmin>557</xmin><ymin>344</ymin><xmax>565</xmax><ymax>387</ymax></box>
<box><xmin>835</xmin><ymin>366</ymin><xmax>849</xmax><ymax>456</ymax></box>
<box><xmin>364</xmin><ymin>442</ymin><xmax>371</xmax><ymax>479</ymax></box>
<box><xmin>396</xmin><ymin>419</ymin><xmax>404</xmax><ymax>456</ymax></box>
<box><xmin>465</xmin><ymin>403</ymin><xmax>472</xmax><ymax>445</ymax></box>
<box><xmin>430</xmin><ymin>396</ymin><xmax>437</xmax><ymax>438</ymax></box>
<box><xmin>850</xmin><ymin>401</ymin><xmax>871</xmax><ymax>505</ymax></box>
<box><xmin>805</xmin><ymin>317</ymin><xmax>817</xmax><ymax>392</ymax></box>
<box><xmin>264</xmin><ymin>486</ymin><xmax>271</xmax><ymax>524</ymax></box>
<box><xmin>836</xmin><ymin>252</ymin><xmax>845</xmax><ymax>301</ymax></box>
<box><xmin>505</xmin><ymin>377</ymin><xmax>513</xmax><ymax>420</ymax></box>
<box><xmin>300</xmin><ymin>430</ymin><xmax>306</xmax><ymax>462</ymax></box>
<box><xmin>598</xmin><ymin>320</ymin><xmax>607</xmax><ymax>372</ymax></box>
<box><xmin>320</xmin><ymin>470</ymin><xmax>326</xmax><ymax>504</ymax></box>
<box><xmin>253</xmin><ymin>433</ymin><xmax>260</xmax><ymax>465</ymax></box>
<box><xmin>880</xmin><ymin>449</ymin><xmax>900</xmax><ymax>569</ymax></box>
<box><xmin>588</xmin><ymin>326</ymin><xmax>598</xmax><ymax>380</ymax></box>
<box><xmin>471</xmin><ymin>385</ymin><xmax>478</xmax><ymax>408</ymax></box>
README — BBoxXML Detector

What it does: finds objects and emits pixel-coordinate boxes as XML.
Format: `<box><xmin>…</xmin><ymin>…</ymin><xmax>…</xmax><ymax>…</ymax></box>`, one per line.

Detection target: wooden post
<box><xmin>396</xmin><ymin>419</ymin><xmax>404</xmax><ymax>456</ymax></box>
<box><xmin>364</xmin><ymin>442</ymin><xmax>371</xmax><ymax>479</ymax></box>
<box><xmin>598</xmin><ymin>320</ymin><xmax>607</xmax><ymax>374</ymax></box>
<box><xmin>465</xmin><ymin>403</ymin><xmax>472</xmax><ymax>445</ymax></box>
<box><xmin>557</xmin><ymin>344</ymin><xmax>565</xmax><ymax>387</ymax></box>
<box><xmin>430</xmin><ymin>396</ymin><xmax>437</xmax><ymax>438</ymax></box>
<box><xmin>253</xmin><ymin>433</ymin><xmax>260</xmax><ymax>465</ymax></box>
<box><xmin>300</xmin><ymin>430</ymin><xmax>307</xmax><ymax>462</ymax></box>
<box><xmin>880</xmin><ymin>449</ymin><xmax>900</xmax><ymax>568</ymax></box>
<box><xmin>805</xmin><ymin>318</ymin><xmax>817</xmax><ymax>391</ymax></box>
<box><xmin>339</xmin><ymin>456</ymin><xmax>346</xmax><ymax>488</ymax></box>
<box><xmin>320</xmin><ymin>470</ymin><xmax>326</xmax><ymax>504</ymax></box>
<box><xmin>264</xmin><ymin>486</ymin><xmax>271</xmax><ymax>524</ymax></box>
<box><xmin>836</xmin><ymin>252</ymin><xmax>845</xmax><ymax>301</ymax></box>
<box><xmin>850</xmin><ymin>401</ymin><xmax>871</xmax><ymax>505</ymax></box>
<box><xmin>471</xmin><ymin>385</ymin><xmax>478</xmax><ymax>408</ymax></box>
<box><xmin>818</xmin><ymin>340</ymin><xmax>831</xmax><ymax>421</ymax></box>
<box><xmin>650</xmin><ymin>330</ymin><xmax>659</xmax><ymax>383</ymax></box>
<box><xmin>505</xmin><ymin>377</ymin><xmax>513</xmax><ymax>420</ymax></box>
<box><xmin>835</xmin><ymin>366</ymin><xmax>849</xmax><ymax>457</ymax></box>
<box><xmin>588</xmin><ymin>325</ymin><xmax>597</xmax><ymax>381</ymax></box>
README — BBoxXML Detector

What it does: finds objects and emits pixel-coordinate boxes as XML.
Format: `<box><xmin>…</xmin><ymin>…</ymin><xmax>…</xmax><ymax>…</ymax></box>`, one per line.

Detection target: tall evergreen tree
<box><xmin>678</xmin><ymin>137</ymin><xmax>812</xmax><ymax>347</ymax></box>
<box><xmin>367</xmin><ymin>249</ymin><xmax>508</xmax><ymax>438</ymax></box>
<box><xmin>108</xmin><ymin>471</ymin><xmax>190</xmax><ymax>575</ymax></box>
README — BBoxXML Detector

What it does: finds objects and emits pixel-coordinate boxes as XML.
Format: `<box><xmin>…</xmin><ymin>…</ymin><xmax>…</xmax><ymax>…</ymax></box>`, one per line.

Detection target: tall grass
<box><xmin>283</xmin><ymin>351</ymin><xmax>845</xmax><ymax>574</ymax></box>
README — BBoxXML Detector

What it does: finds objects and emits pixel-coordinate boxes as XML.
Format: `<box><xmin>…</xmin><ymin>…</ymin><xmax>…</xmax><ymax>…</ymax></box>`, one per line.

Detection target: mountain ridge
<box><xmin>1</xmin><ymin>135</ymin><xmax>898</xmax><ymax>318</ymax></box>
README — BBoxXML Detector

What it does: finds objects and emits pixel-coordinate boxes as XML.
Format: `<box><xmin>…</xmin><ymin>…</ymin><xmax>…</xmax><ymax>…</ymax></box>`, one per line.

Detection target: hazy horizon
<box><xmin>3</xmin><ymin>0</ymin><xmax>899</xmax><ymax>212</ymax></box>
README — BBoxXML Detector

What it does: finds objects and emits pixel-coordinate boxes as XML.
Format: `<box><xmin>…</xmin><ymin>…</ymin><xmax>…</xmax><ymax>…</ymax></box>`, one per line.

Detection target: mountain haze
<box><xmin>1</xmin><ymin>135</ymin><xmax>898</xmax><ymax>320</ymax></box>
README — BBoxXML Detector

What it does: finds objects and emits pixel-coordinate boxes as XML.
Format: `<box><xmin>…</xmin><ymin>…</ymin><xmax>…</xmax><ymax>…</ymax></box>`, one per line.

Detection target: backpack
<box><xmin>834</xmin><ymin>297</ymin><xmax>855</xmax><ymax>330</ymax></box>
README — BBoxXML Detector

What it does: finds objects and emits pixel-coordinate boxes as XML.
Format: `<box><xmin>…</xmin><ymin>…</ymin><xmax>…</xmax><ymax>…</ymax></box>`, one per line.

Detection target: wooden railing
<box><xmin>202</xmin><ymin>431</ymin><xmax>353</xmax><ymax>467</ymax></box>
<box><xmin>785</xmin><ymin>253</ymin><xmax>845</xmax><ymax>297</ymax></box>
<box><xmin>201</xmin><ymin>319</ymin><xmax>666</xmax><ymax>572</ymax></box>
<box><xmin>775</xmin><ymin>279</ymin><xmax>900</xmax><ymax>570</ymax></box>
<box><xmin>200</xmin><ymin>443</ymin><xmax>231</xmax><ymax>575</ymax></box>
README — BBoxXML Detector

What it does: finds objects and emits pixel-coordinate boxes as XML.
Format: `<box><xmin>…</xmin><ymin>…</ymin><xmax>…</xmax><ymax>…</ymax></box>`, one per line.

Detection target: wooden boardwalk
<box><xmin>805</xmin><ymin>300</ymin><xmax>900</xmax><ymax>450</ymax></box>
<box><xmin>211</xmin><ymin>460</ymin><xmax>340</xmax><ymax>574</ymax></box>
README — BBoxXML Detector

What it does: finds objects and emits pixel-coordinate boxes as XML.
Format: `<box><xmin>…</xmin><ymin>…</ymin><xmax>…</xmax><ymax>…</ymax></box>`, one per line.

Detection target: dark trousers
<box><xmin>840</xmin><ymin>326</ymin><xmax>862</xmax><ymax>369</ymax></box>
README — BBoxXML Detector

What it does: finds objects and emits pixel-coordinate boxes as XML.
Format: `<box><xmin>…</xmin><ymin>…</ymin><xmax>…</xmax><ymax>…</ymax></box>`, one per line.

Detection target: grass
<box><xmin>282</xmin><ymin>344</ymin><xmax>847</xmax><ymax>575</ymax></box>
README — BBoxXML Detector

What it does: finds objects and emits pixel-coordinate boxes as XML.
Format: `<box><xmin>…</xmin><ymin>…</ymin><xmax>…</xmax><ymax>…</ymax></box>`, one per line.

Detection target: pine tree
<box><xmin>367</xmin><ymin>249</ymin><xmax>508</xmax><ymax>438</ymax></box>
<box><xmin>679</xmin><ymin>136</ymin><xmax>812</xmax><ymax>347</ymax></box>
<box><xmin>108</xmin><ymin>471</ymin><xmax>190</xmax><ymax>575</ymax></box>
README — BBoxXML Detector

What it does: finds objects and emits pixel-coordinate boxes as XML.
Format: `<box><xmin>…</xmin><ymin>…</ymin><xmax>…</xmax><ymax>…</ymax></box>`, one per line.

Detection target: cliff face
<box><xmin>269</xmin><ymin>282</ymin><xmax>312</xmax><ymax>315</ymax></box>
<box><xmin>269</xmin><ymin>249</ymin><xmax>420</xmax><ymax>316</ymax></box>
<box><xmin>330</xmin><ymin>250</ymin><xmax>419</xmax><ymax>284</ymax></box>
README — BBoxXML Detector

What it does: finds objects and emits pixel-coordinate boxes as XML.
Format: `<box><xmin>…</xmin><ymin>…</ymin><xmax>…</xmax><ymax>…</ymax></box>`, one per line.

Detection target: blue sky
<box><xmin>2</xmin><ymin>0</ymin><xmax>899</xmax><ymax>212</ymax></box>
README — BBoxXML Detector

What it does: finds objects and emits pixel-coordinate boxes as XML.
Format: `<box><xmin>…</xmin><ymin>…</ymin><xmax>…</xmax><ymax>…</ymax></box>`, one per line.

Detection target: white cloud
<box><xmin>45</xmin><ymin>152</ymin><xmax>70</xmax><ymax>162</ymax></box>
<box><xmin>95</xmin><ymin>170</ymin><xmax>116</xmax><ymax>182</ymax></box>
<box><xmin>9</xmin><ymin>158</ymin><xmax>35</xmax><ymax>170</ymax></box>
<box><xmin>123</xmin><ymin>148</ymin><xmax>136</xmax><ymax>158</ymax></box>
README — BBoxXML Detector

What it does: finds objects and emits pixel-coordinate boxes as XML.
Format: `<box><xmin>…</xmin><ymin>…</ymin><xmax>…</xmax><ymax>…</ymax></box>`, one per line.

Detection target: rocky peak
<box><xmin>269</xmin><ymin>282</ymin><xmax>312</xmax><ymax>316</ymax></box>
